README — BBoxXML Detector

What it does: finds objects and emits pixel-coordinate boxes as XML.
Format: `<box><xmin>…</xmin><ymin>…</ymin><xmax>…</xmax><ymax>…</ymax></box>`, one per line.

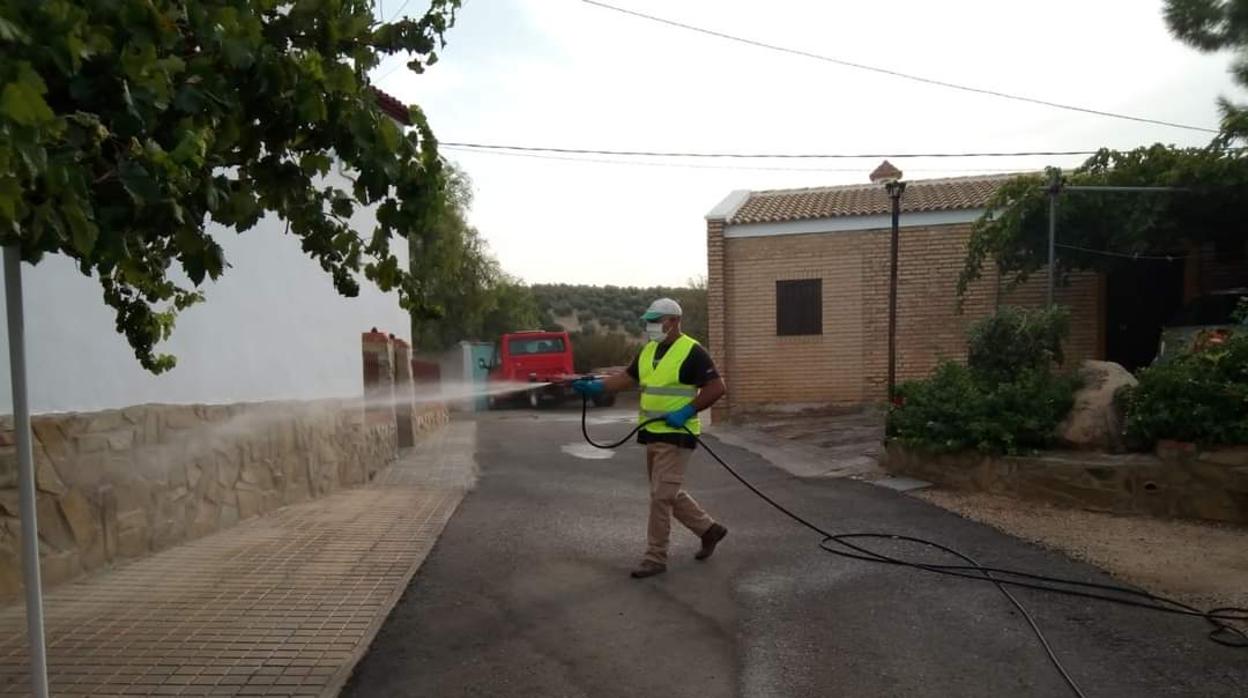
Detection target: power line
<box><xmin>441</xmin><ymin>144</ymin><xmax>1043</xmax><ymax>173</ymax></box>
<box><xmin>385</xmin><ymin>0</ymin><xmax>414</xmax><ymax>23</ymax></box>
<box><xmin>441</xmin><ymin>141</ymin><xmax>1101</xmax><ymax>160</ymax></box>
<box><xmin>1056</xmin><ymin>242</ymin><xmax>1189</xmax><ymax>261</ymax></box>
<box><xmin>582</xmin><ymin>0</ymin><xmax>1220</xmax><ymax>135</ymax></box>
<box><xmin>374</xmin><ymin>57</ymin><xmax>410</xmax><ymax>84</ymax></box>
<box><xmin>371</xmin><ymin>0</ymin><xmax>421</xmax><ymax>83</ymax></box>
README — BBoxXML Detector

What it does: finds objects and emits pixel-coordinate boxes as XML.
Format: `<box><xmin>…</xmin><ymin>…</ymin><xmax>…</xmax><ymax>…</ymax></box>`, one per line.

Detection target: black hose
<box><xmin>577</xmin><ymin>396</ymin><xmax>1248</xmax><ymax>698</ymax></box>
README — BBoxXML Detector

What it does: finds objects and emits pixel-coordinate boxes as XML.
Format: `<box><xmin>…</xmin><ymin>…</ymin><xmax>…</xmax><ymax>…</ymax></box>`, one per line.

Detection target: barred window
<box><xmin>776</xmin><ymin>279</ymin><xmax>823</xmax><ymax>336</ymax></box>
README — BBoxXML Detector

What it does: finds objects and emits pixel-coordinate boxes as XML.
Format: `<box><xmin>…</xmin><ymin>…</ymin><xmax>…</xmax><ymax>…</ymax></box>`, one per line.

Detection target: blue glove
<box><xmin>664</xmin><ymin>404</ymin><xmax>697</xmax><ymax>429</ymax></box>
<box><xmin>570</xmin><ymin>378</ymin><xmax>604</xmax><ymax>397</ymax></box>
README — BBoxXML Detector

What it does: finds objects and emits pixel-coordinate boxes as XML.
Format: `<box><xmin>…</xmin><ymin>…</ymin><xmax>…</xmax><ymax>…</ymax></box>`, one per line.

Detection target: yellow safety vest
<box><xmin>638</xmin><ymin>334</ymin><xmax>701</xmax><ymax>436</ymax></box>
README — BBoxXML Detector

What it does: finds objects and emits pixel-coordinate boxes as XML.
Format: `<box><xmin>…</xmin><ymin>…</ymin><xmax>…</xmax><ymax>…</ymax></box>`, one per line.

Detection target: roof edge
<box><xmin>371</xmin><ymin>87</ymin><xmax>412</xmax><ymax>126</ymax></box>
<box><xmin>724</xmin><ymin>207</ymin><xmax>988</xmax><ymax>238</ymax></box>
<box><xmin>748</xmin><ymin>172</ymin><xmax>1024</xmax><ymax>198</ymax></box>
<box><xmin>705</xmin><ymin>189</ymin><xmax>751</xmax><ymax>221</ymax></box>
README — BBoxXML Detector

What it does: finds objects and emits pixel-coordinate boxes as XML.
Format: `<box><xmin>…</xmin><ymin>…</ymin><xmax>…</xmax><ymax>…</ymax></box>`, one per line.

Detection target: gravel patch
<box><xmin>914</xmin><ymin>489</ymin><xmax>1248</xmax><ymax>612</ymax></box>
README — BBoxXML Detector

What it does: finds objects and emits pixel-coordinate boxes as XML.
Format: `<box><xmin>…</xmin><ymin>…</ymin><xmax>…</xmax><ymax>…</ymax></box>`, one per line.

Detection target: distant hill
<box><xmin>532</xmin><ymin>283</ymin><xmax>707</xmax><ymax>344</ymax></box>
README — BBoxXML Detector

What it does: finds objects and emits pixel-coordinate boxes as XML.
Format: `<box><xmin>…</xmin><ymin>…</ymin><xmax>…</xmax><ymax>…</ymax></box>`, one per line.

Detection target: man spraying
<box><xmin>573</xmin><ymin>298</ymin><xmax>729</xmax><ymax>578</ymax></box>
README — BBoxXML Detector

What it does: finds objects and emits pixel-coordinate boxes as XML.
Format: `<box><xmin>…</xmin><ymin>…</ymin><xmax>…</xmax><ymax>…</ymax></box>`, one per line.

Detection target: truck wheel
<box><xmin>592</xmin><ymin>394</ymin><xmax>616</xmax><ymax>408</ymax></box>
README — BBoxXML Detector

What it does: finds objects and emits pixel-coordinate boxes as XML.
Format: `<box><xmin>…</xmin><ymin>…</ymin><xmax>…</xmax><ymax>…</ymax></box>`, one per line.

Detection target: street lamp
<box><xmin>870</xmin><ymin>160</ymin><xmax>905</xmax><ymax>401</ymax></box>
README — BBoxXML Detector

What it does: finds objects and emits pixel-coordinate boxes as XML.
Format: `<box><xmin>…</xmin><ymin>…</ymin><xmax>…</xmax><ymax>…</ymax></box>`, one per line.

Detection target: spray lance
<box><xmin>569</xmin><ymin>391</ymin><xmax>1248</xmax><ymax>698</ymax></box>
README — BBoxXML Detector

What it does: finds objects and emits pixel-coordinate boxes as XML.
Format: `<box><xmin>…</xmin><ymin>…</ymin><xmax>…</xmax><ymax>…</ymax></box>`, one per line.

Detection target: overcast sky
<box><xmin>374</xmin><ymin>0</ymin><xmax>1243</xmax><ymax>288</ymax></box>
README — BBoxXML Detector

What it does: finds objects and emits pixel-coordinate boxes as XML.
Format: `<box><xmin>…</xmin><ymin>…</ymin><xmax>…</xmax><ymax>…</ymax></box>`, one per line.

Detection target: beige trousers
<box><xmin>644</xmin><ymin>442</ymin><xmax>715</xmax><ymax>565</ymax></box>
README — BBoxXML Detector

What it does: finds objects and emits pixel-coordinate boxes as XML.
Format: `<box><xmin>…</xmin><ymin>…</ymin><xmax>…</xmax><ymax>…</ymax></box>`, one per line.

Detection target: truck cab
<box><xmin>485</xmin><ymin>330</ymin><xmax>614</xmax><ymax>408</ymax></box>
<box><xmin>493</xmin><ymin>331</ymin><xmax>574</xmax><ymax>384</ymax></box>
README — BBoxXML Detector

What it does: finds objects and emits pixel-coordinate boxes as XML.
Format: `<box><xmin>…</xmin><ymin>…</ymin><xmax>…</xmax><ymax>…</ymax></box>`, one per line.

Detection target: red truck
<box><xmin>485</xmin><ymin>330</ymin><xmax>615</xmax><ymax>409</ymax></box>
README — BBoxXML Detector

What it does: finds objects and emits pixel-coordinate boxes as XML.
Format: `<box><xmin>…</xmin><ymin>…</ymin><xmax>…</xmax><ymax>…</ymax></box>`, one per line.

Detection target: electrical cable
<box><xmin>1056</xmin><ymin>243</ymin><xmax>1190</xmax><ymax>261</ymax></box>
<box><xmin>385</xmin><ymin>0</ymin><xmax>414</xmax><ymax>23</ymax></box>
<box><xmin>575</xmin><ymin>395</ymin><xmax>1248</xmax><ymax>697</ymax></box>
<box><xmin>372</xmin><ymin>0</ymin><xmax>424</xmax><ymax>83</ymax></box>
<box><xmin>374</xmin><ymin>59</ymin><xmax>410</xmax><ymax>84</ymax></box>
<box><xmin>440</xmin><ymin>144</ymin><xmax>1047</xmax><ymax>174</ymax></box>
<box><xmin>581</xmin><ymin>0</ymin><xmax>1220</xmax><ymax>135</ymax></box>
<box><xmin>441</xmin><ymin>141</ymin><xmax>1102</xmax><ymax>160</ymax></box>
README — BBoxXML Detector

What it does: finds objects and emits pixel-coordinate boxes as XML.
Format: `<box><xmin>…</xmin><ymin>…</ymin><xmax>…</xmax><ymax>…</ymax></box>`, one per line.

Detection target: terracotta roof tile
<box><xmin>728</xmin><ymin>173</ymin><xmax>1022</xmax><ymax>224</ymax></box>
<box><xmin>371</xmin><ymin>87</ymin><xmax>412</xmax><ymax>125</ymax></box>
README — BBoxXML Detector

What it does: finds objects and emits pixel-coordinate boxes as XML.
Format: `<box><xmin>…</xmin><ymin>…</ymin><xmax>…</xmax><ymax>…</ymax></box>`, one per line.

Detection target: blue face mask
<box><xmin>645</xmin><ymin>322</ymin><xmax>666</xmax><ymax>342</ymax></box>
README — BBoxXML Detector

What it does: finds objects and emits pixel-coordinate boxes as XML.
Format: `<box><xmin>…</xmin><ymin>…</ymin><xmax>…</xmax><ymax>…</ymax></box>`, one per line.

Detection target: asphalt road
<box><xmin>343</xmin><ymin>407</ymin><xmax>1248</xmax><ymax>697</ymax></box>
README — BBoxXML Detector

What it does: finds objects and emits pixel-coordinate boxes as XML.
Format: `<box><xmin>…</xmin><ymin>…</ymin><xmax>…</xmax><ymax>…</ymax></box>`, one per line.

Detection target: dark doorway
<box><xmin>1105</xmin><ymin>258</ymin><xmax>1186</xmax><ymax>372</ymax></box>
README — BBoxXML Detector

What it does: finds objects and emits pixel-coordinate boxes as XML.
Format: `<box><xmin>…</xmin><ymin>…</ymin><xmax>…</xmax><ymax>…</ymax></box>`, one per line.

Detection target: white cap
<box><xmin>642</xmin><ymin>297</ymin><xmax>683</xmax><ymax>321</ymax></box>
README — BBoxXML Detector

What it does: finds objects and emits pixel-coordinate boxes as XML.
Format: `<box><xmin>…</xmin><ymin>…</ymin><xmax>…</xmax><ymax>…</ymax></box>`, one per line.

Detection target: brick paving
<box><xmin>0</xmin><ymin>422</ymin><xmax>477</xmax><ymax>697</ymax></box>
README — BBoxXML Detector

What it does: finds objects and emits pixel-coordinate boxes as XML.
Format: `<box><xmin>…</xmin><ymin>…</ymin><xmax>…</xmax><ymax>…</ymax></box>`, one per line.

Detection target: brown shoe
<box><xmin>696</xmin><ymin>524</ymin><xmax>728</xmax><ymax>561</ymax></box>
<box><xmin>630</xmin><ymin>561</ymin><xmax>667</xmax><ymax>579</ymax></box>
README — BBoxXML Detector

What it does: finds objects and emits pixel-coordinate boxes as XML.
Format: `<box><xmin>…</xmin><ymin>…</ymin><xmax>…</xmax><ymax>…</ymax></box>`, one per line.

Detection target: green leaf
<box><xmin>203</xmin><ymin>239</ymin><xmax>225</xmax><ymax>279</ymax></box>
<box><xmin>297</xmin><ymin>90</ymin><xmax>327</xmax><ymax>122</ymax></box>
<box><xmin>0</xmin><ymin>66</ymin><xmax>54</xmax><ymax>126</ymax></box>
<box><xmin>324</xmin><ymin>63</ymin><xmax>358</xmax><ymax>93</ymax></box>
<box><xmin>183</xmin><ymin>251</ymin><xmax>205</xmax><ymax>285</ymax></box>
<box><xmin>170</xmin><ymin>129</ymin><xmax>206</xmax><ymax>165</ymax></box>
<box><xmin>173</xmin><ymin>85</ymin><xmax>204</xmax><ymax>113</ymax></box>
<box><xmin>0</xmin><ymin>176</ymin><xmax>22</xmax><ymax>221</ymax></box>
<box><xmin>118</xmin><ymin>160</ymin><xmax>162</xmax><ymax>203</ymax></box>
<box><xmin>330</xmin><ymin>193</ymin><xmax>353</xmax><ymax>218</ymax></box>
<box><xmin>32</xmin><ymin>204</ymin><xmax>65</xmax><ymax>247</ymax></box>
<box><xmin>0</xmin><ymin>17</ymin><xmax>30</xmax><ymax>44</ymax></box>
<box><xmin>222</xmin><ymin>38</ymin><xmax>255</xmax><ymax>69</ymax></box>
<box><xmin>377</xmin><ymin>118</ymin><xmax>400</xmax><ymax>151</ymax></box>
<box><xmin>64</xmin><ymin>205</ymin><xmax>98</xmax><ymax>255</ymax></box>
<box><xmin>299</xmin><ymin>153</ymin><xmax>332</xmax><ymax>176</ymax></box>
<box><xmin>230</xmin><ymin>187</ymin><xmax>259</xmax><ymax>220</ymax></box>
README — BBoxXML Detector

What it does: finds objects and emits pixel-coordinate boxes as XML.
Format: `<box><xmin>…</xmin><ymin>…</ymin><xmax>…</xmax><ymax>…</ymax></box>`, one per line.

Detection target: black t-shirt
<box><xmin>626</xmin><ymin>338</ymin><xmax>720</xmax><ymax>449</ymax></box>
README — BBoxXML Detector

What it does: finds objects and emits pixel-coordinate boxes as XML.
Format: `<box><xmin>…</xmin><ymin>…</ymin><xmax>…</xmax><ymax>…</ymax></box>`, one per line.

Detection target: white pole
<box><xmin>1045</xmin><ymin>167</ymin><xmax>1064</xmax><ymax>308</ymax></box>
<box><xmin>4</xmin><ymin>245</ymin><xmax>50</xmax><ymax>698</ymax></box>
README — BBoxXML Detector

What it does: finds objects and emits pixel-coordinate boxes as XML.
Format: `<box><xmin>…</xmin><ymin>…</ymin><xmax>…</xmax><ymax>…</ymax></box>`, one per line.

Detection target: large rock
<box><xmin>236</xmin><ymin>490</ymin><xmax>263</xmax><ymax>520</ymax></box>
<box><xmin>0</xmin><ymin>490</ymin><xmax>18</xmax><ymax>517</ymax></box>
<box><xmin>1058</xmin><ymin>361</ymin><xmax>1138</xmax><ymax>452</ymax></box>
<box><xmin>36</xmin><ymin>451</ymin><xmax>68</xmax><ymax>495</ymax></box>
<box><xmin>36</xmin><ymin>492</ymin><xmax>75</xmax><ymax>551</ymax></box>
<box><xmin>40</xmin><ymin>550</ymin><xmax>81</xmax><ymax>586</ymax></box>
<box><xmin>115</xmin><ymin>509</ymin><xmax>149</xmax><ymax>558</ymax></box>
<box><xmin>0</xmin><ymin>543</ymin><xmax>20</xmax><ymax>599</ymax></box>
<box><xmin>0</xmin><ymin>448</ymin><xmax>14</xmax><ymax>489</ymax></box>
<box><xmin>58</xmin><ymin>489</ymin><xmax>98</xmax><ymax>548</ymax></box>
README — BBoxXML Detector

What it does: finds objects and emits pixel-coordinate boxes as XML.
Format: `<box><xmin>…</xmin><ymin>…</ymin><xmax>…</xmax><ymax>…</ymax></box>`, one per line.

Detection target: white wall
<box><xmin>0</xmin><ymin>171</ymin><xmax>411</xmax><ymax>414</ymax></box>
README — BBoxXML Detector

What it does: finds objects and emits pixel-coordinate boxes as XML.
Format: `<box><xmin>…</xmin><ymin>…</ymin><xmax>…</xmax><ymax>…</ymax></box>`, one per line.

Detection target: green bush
<box><xmin>1121</xmin><ymin>333</ymin><xmax>1248</xmax><ymax>447</ymax></box>
<box><xmin>889</xmin><ymin>363</ymin><xmax>1079</xmax><ymax>454</ymax></box>
<box><xmin>569</xmin><ymin>331</ymin><xmax>642</xmax><ymax>373</ymax></box>
<box><xmin>531</xmin><ymin>283</ymin><xmax>708</xmax><ymax>344</ymax></box>
<box><xmin>887</xmin><ymin>305</ymin><xmax>1079</xmax><ymax>454</ymax></box>
<box><xmin>967</xmin><ymin>306</ymin><xmax>1069</xmax><ymax>383</ymax></box>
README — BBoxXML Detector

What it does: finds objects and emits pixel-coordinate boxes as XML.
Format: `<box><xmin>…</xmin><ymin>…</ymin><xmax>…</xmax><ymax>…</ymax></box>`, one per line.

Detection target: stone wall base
<box><xmin>0</xmin><ymin>399</ymin><xmax>450</xmax><ymax>602</ymax></box>
<box><xmin>883</xmin><ymin>441</ymin><xmax>1248</xmax><ymax>525</ymax></box>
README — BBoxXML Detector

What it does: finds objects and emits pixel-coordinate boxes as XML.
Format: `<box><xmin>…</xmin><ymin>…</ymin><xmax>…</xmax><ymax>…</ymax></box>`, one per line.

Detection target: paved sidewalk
<box><xmin>0</xmin><ymin>422</ymin><xmax>476</xmax><ymax>697</ymax></box>
<box><xmin>709</xmin><ymin>406</ymin><xmax>885</xmax><ymax>480</ymax></box>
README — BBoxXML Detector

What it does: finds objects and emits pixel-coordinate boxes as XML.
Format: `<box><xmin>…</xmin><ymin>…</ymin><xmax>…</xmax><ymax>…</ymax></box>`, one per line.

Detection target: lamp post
<box><xmin>870</xmin><ymin>161</ymin><xmax>905</xmax><ymax>401</ymax></box>
<box><xmin>1046</xmin><ymin>168</ymin><xmax>1061</xmax><ymax>308</ymax></box>
<box><xmin>4</xmin><ymin>246</ymin><xmax>49</xmax><ymax>698</ymax></box>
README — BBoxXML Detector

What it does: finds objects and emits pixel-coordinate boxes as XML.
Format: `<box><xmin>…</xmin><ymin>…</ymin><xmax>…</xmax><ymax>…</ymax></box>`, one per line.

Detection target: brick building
<box><xmin>704</xmin><ymin>172</ymin><xmax>1105</xmax><ymax>419</ymax></box>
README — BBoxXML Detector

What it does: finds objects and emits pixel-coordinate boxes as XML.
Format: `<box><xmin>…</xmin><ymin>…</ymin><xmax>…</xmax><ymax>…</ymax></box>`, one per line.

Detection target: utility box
<box><xmin>440</xmin><ymin>341</ymin><xmax>496</xmax><ymax>412</ymax></box>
